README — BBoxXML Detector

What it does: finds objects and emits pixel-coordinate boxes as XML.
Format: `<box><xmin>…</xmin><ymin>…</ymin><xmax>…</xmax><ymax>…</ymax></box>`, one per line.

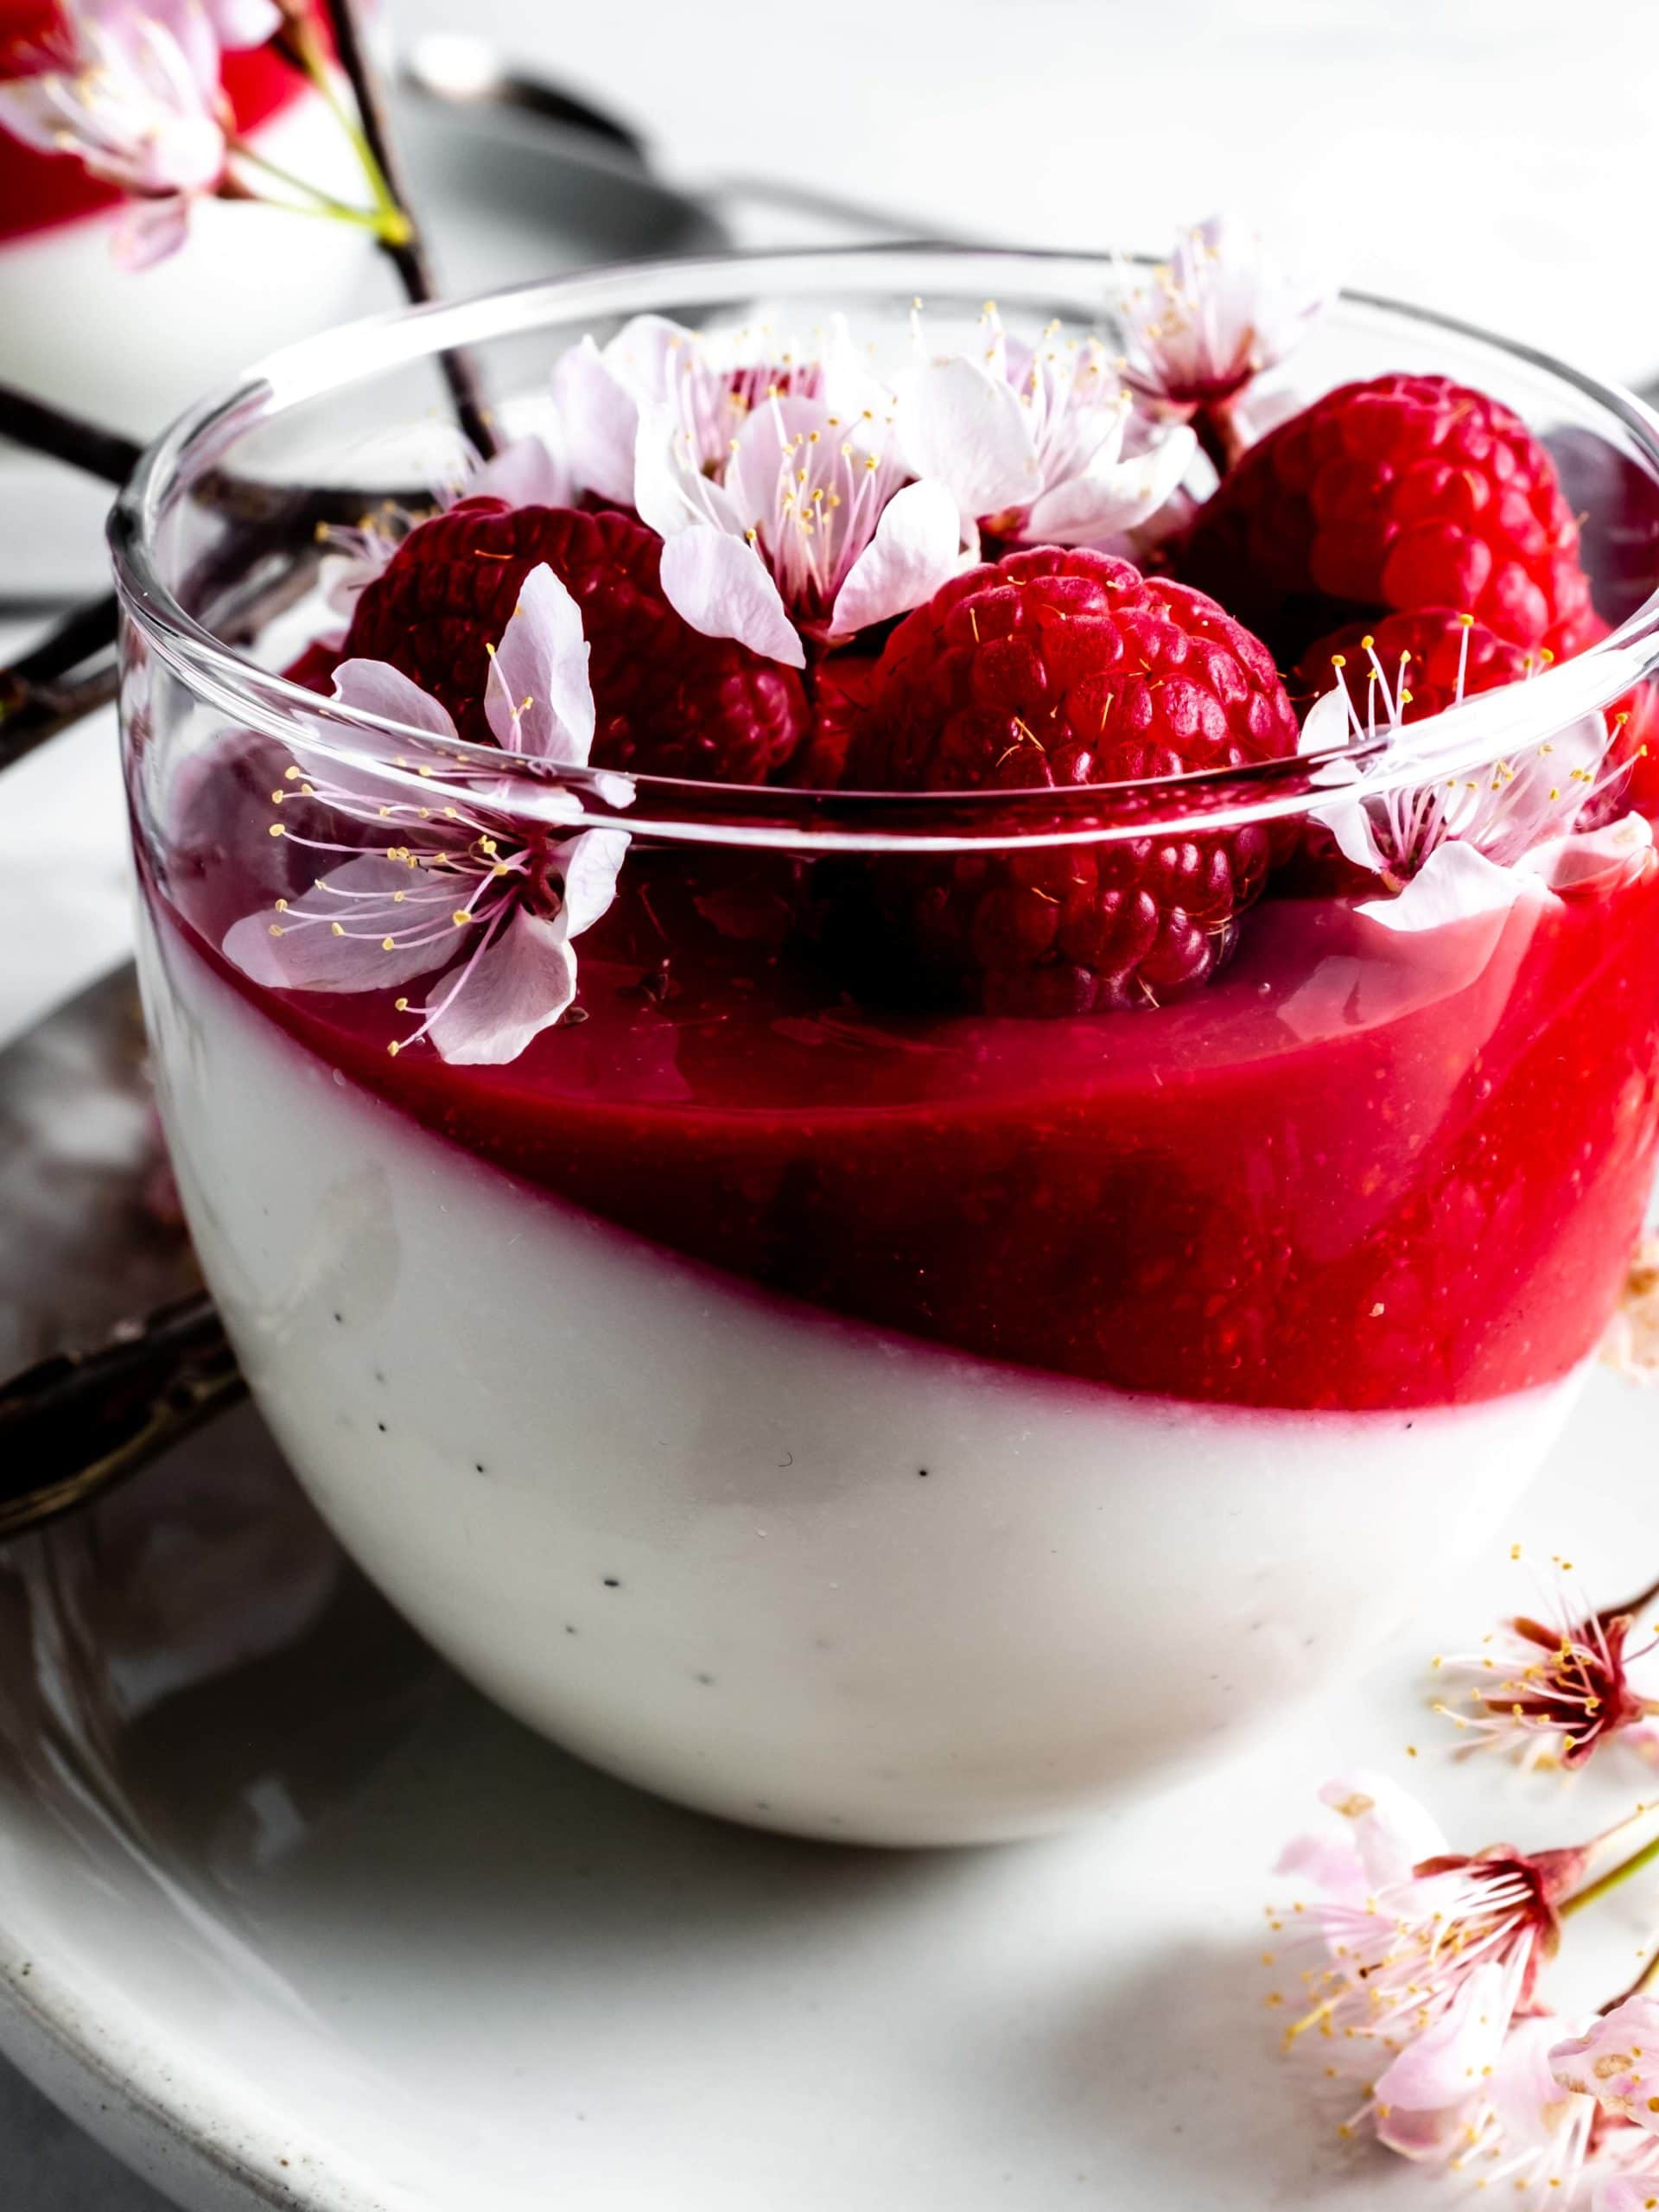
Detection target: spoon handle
<box><xmin>0</xmin><ymin>1293</ymin><xmax>245</xmax><ymax>1540</ymax></box>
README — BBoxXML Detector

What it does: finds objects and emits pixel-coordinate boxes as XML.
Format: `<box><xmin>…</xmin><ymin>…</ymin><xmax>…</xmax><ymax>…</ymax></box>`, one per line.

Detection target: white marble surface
<box><xmin>1</xmin><ymin>0</ymin><xmax>1656</xmax><ymax>2200</ymax></box>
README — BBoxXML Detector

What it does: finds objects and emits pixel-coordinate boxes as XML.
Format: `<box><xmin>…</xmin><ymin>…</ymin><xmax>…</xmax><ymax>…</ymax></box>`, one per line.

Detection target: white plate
<box><xmin>2</xmin><ymin>1371</ymin><xmax>1656</xmax><ymax>2211</ymax></box>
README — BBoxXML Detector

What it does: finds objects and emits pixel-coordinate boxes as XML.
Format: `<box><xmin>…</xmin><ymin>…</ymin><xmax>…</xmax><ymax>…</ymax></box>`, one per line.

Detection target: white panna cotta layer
<box><xmin>139</xmin><ymin>906</ymin><xmax>1584</xmax><ymax>1846</ymax></box>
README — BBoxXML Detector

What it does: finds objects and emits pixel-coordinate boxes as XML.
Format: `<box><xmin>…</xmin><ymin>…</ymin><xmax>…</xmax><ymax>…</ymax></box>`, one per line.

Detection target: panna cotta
<box><xmin>114</xmin><ymin>245</ymin><xmax>1659</xmax><ymax>1843</ymax></box>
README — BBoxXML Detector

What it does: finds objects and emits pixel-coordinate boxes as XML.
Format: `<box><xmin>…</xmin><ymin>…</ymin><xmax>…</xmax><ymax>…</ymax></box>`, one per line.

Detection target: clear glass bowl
<box><xmin>111</xmin><ymin>248</ymin><xmax>1659</xmax><ymax>1845</ymax></box>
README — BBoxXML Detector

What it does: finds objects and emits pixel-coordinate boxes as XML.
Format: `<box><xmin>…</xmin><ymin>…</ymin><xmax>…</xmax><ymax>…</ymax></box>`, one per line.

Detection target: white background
<box><xmin>2</xmin><ymin>0</ymin><xmax>1656</xmax><ymax>2201</ymax></box>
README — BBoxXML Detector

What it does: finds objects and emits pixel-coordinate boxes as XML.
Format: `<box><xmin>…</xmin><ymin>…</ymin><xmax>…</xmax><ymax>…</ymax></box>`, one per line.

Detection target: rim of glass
<box><xmin>110</xmin><ymin>243</ymin><xmax>1659</xmax><ymax>856</ymax></box>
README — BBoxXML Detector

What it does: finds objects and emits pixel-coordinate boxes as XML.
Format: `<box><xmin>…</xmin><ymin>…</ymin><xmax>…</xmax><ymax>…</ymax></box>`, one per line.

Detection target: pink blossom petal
<box><xmin>1316</xmin><ymin>1772</ymin><xmax>1448</xmax><ymax>1888</ymax></box>
<box><xmin>1550</xmin><ymin>1998</ymin><xmax>1659</xmax><ymax>2129</ymax></box>
<box><xmin>1372</xmin><ymin>2097</ymin><xmax>1472</xmax><ymax>2161</ymax></box>
<box><xmin>1272</xmin><ymin>1833</ymin><xmax>1369</xmax><ymax>1909</ymax></box>
<box><xmin>424</xmin><ymin>907</ymin><xmax>576</xmax><ymax>1065</ymax></box>
<box><xmin>466</xmin><ymin>433</ymin><xmax>573</xmax><ymax>510</ymax></box>
<box><xmin>331</xmin><ymin>660</ymin><xmax>459</xmax><ymax>741</ymax></box>
<box><xmin>112</xmin><ymin>193</ymin><xmax>193</xmax><ymax>270</ymax></box>
<box><xmin>1374</xmin><ymin>1961</ymin><xmax>1513</xmax><ymax>2112</ymax></box>
<box><xmin>1357</xmin><ymin>839</ymin><xmax>1545</xmax><ymax>933</ymax></box>
<box><xmin>224</xmin><ymin>855</ymin><xmax>455</xmax><ymax>994</ymax></box>
<box><xmin>1521</xmin><ymin>809</ymin><xmax>1655</xmax><ymax>896</ymax></box>
<box><xmin>550</xmin><ymin>335</ymin><xmax>639</xmax><ymax>508</ymax></box>
<box><xmin>828</xmin><ymin>479</ymin><xmax>962</xmax><ymax>639</ymax></box>
<box><xmin>1020</xmin><ymin>423</ymin><xmax>1196</xmax><ymax>545</ymax></box>
<box><xmin>601</xmin><ymin>313</ymin><xmax>697</xmax><ymax>407</ymax></box>
<box><xmin>658</xmin><ymin>525</ymin><xmax>804</xmax><ymax>668</ymax></box>
<box><xmin>1490</xmin><ymin>2015</ymin><xmax>1596</xmax><ymax>2152</ymax></box>
<box><xmin>557</xmin><ymin>829</ymin><xmax>629</xmax><ymax>936</ymax></box>
<box><xmin>1596</xmin><ymin>2177</ymin><xmax>1659</xmax><ymax>2212</ymax></box>
<box><xmin>634</xmin><ymin>404</ymin><xmax>741</xmax><ymax>541</ymax></box>
<box><xmin>896</xmin><ymin>356</ymin><xmax>1037</xmax><ymax>520</ymax></box>
<box><xmin>484</xmin><ymin>563</ymin><xmax>594</xmax><ymax>764</ymax></box>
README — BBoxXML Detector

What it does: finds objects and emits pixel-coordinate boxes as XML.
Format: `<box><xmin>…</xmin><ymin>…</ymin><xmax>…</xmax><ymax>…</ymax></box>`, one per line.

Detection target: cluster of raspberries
<box><xmin>340</xmin><ymin>374</ymin><xmax>1625</xmax><ymax>1014</ymax></box>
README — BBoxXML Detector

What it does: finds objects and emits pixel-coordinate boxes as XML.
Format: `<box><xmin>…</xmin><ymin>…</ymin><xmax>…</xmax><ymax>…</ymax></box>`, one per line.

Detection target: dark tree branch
<box><xmin>0</xmin><ymin>385</ymin><xmax>142</xmax><ymax>486</ymax></box>
<box><xmin>319</xmin><ymin>0</ymin><xmax>497</xmax><ymax>455</ymax></box>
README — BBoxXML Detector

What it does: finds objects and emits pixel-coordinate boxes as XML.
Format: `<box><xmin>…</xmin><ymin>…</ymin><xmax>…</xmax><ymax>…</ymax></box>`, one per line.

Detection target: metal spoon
<box><xmin>399</xmin><ymin>31</ymin><xmax>966</xmax><ymax>244</ymax></box>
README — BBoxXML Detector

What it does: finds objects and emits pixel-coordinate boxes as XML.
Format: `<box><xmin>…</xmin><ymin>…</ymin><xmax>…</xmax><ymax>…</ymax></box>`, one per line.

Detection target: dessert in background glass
<box><xmin>111</xmin><ymin>245</ymin><xmax>1659</xmax><ymax>1845</ymax></box>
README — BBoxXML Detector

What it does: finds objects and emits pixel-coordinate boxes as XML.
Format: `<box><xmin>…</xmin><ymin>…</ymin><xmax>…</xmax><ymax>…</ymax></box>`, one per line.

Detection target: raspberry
<box><xmin>778</xmin><ymin>652</ymin><xmax>878</xmax><ymax>790</ymax></box>
<box><xmin>839</xmin><ymin>548</ymin><xmax>1300</xmax><ymax>1013</ymax></box>
<box><xmin>344</xmin><ymin>500</ymin><xmax>809</xmax><ymax>784</ymax></box>
<box><xmin>1178</xmin><ymin>375</ymin><xmax>1597</xmax><ymax>665</ymax></box>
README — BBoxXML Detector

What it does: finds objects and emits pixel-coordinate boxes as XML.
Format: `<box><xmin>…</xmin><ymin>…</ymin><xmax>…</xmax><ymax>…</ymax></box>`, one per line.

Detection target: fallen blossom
<box><xmin>1272</xmin><ymin>1773</ymin><xmax>1580</xmax><ymax>2065</ymax></box>
<box><xmin>1433</xmin><ymin>1557</ymin><xmax>1659</xmax><ymax>1771</ymax></box>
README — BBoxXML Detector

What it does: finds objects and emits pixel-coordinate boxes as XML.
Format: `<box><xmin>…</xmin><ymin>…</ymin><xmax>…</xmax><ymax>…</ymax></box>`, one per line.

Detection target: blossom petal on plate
<box><xmin>632</xmin><ymin>404</ymin><xmax>741</xmax><ymax>541</ymax></box>
<box><xmin>1317</xmin><ymin>1771</ymin><xmax>1448</xmax><ymax>1889</ymax></box>
<box><xmin>331</xmin><ymin>659</ymin><xmax>459</xmax><ymax>740</ymax></box>
<box><xmin>1374</xmin><ymin>1961</ymin><xmax>1514</xmax><ymax>2113</ymax></box>
<box><xmin>466</xmin><ymin>432</ymin><xmax>573</xmax><ymax>510</ymax></box>
<box><xmin>895</xmin><ymin>355</ymin><xmax>1037</xmax><ymax>520</ymax></box>
<box><xmin>1357</xmin><ymin>837</ymin><xmax>1547</xmax><ymax>933</ymax></box>
<box><xmin>828</xmin><ymin>479</ymin><xmax>962</xmax><ymax>638</ymax></box>
<box><xmin>1372</xmin><ymin>2098</ymin><xmax>1472</xmax><ymax>2162</ymax></box>
<box><xmin>1596</xmin><ymin>2177</ymin><xmax>1659</xmax><ymax>2212</ymax></box>
<box><xmin>224</xmin><ymin>855</ymin><xmax>457</xmax><ymax>994</ymax></box>
<box><xmin>658</xmin><ymin>524</ymin><xmax>804</xmax><ymax>668</ymax></box>
<box><xmin>484</xmin><ymin>563</ymin><xmax>595</xmax><ymax>764</ymax></box>
<box><xmin>1272</xmin><ymin>1832</ymin><xmax>1370</xmax><ymax>1910</ymax></box>
<box><xmin>1021</xmin><ymin>423</ymin><xmax>1197</xmax><ymax>545</ymax></box>
<box><xmin>1550</xmin><ymin>1996</ymin><xmax>1659</xmax><ymax>2127</ymax></box>
<box><xmin>424</xmin><ymin>906</ymin><xmax>577</xmax><ymax>1065</ymax></box>
<box><xmin>1489</xmin><ymin>2014</ymin><xmax>1597</xmax><ymax>2152</ymax></box>
<box><xmin>112</xmin><ymin>192</ymin><xmax>192</xmax><ymax>270</ymax></box>
<box><xmin>550</xmin><ymin>334</ymin><xmax>639</xmax><ymax>508</ymax></box>
<box><xmin>1520</xmin><ymin>808</ymin><xmax>1655</xmax><ymax>896</ymax></box>
<box><xmin>557</xmin><ymin>828</ymin><xmax>630</xmax><ymax>936</ymax></box>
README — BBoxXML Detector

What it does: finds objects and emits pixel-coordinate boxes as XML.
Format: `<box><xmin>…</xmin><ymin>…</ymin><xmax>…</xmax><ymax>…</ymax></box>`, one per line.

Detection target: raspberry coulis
<box><xmin>157</xmin><ymin>825</ymin><xmax>1659</xmax><ymax>1414</ymax></box>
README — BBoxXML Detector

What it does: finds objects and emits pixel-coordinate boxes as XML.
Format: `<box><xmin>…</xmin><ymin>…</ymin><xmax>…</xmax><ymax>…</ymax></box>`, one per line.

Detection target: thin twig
<box><xmin>0</xmin><ymin>594</ymin><xmax>121</xmax><ymax>772</ymax></box>
<box><xmin>0</xmin><ymin>384</ymin><xmax>142</xmax><ymax>486</ymax></box>
<box><xmin>317</xmin><ymin>0</ymin><xmax>496</xmax><ymax>454</ymax></box>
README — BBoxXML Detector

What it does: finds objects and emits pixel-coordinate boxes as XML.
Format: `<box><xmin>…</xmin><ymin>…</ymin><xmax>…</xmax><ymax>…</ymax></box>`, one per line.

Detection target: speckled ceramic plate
<box><xmin>2</xmin><ymin>1332</ymin><xmax>1657</xmax><ymax>2209</ymax></box>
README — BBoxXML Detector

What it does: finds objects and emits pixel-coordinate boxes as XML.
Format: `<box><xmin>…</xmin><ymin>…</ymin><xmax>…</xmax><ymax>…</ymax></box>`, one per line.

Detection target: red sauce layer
<box><xmin>154</xmin><ymin>798</ymin><xmax>1659</xmax><ymax>1414</ymax></box>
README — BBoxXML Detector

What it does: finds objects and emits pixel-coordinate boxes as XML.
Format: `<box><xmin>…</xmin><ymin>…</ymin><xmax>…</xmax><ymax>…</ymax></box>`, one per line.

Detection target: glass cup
<box><xmin>111</xmin><ymin>248</ymin><xmax>1659</xmax><ymax>1845</ymax></box>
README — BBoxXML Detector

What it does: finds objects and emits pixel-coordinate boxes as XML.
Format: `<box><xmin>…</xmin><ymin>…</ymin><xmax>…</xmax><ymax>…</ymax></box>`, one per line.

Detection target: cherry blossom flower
<box><xmin>226</xmin><ymin>563</ymin><xmax>627</xmax><ymax>1065</ymax></box>
<box><xmin>1367</xmin><ymin>1986</ymin><xmax>1603</xmax><ymax>2206</ymax></box>
<box><xmin>1273</xmin><ymin>1774</ymin><xmax>1582</xmax><ymax>2065</ymax></box>
<box><xmin>550</xmin><ymin>310</ymin><xmax>861</xmax><ymax>512</ymax></box>
<box><xmin>895</xmin><ymin>308</ymin><xmax>1196</xmax><ymax>550</ymax></box>
<box><xmin>634</xmin><ymin>384</ymin><xmax>963</xmax><ymax>668</ymax></box>
<box><xmin>0</xmin><ymin>0</ymin><xmax>240</xmax><ymax>267</ymax></box>
<box><xmin>1553</xmin><ymin>2000</ymin><xmax>1659</xmax><ymax>2141</ymax></box>
<box><xmin>1433</xmin><ymin>1560</ymin><xmax>1659</xmax><ymax>1771</ymax></box>
<box><xmin>1299</xmin><ymin>632</ymin><xmax>1650</xmax><ymax>932</ymax></box>
<box><xmin>1116</xmin><ymin>213</ymin><xmax>1329</xmax><ymax>410</ymax></box>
